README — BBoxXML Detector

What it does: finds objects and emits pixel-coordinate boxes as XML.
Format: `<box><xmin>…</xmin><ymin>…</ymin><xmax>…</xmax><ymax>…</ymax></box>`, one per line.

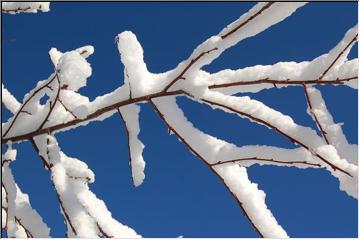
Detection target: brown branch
<box><xmin>14</xmin><ymin>216</ymin><xmax>34</xmax><ymax>238</ymax></box>
<box><xmin>208</xmin><ymin>76</ymin><xmax>357</xmax><ymax>89</ymax></box>
<box><xmin>30</xmin><ymin>138</ymin><xmax>77</xmax><ymax>236</ymax></box>
<box><xmin>58</xmin><ymin>98</ymin><xmax>78</xmax><ymax>120</ymax></box>
<box><xmin>148</xmin><ymin>99</ymin><xmax>264</xmax><ymax>238</ymax></box>
<box><xmin>319</xmin><ymin>34</ymin><xmax>358</xmax><ymax>80</ymax></box>
<box><xmin>2</xmin><ymin>74</ymin><xmax>57</xmax><ymax>138</ymax></box>
<box><xmin>117</xmin><ymin>109</ymin><xmax>135</xmax><ymax>186</ymax></box>
<box><xmin>210</xmin><ymin>157</ymin><xmax>322</xmax><ymax>168</ymax></box>
<box><xmin>199</xmin><ymin>96</ymin><xmax>352</xmax><ymax>177</ymax></box>
<box><xmin>303</xmin><ymin>33</ymin><xmax>358</xmax><ymax>146</ymax></box>
<box><xmin>36</xmin><ymin>72</ymin><xmax>61</xmax><ymax>131</ymax></box>
<box><xmin>221</xmin><ymin>2</ymin><xmax>274</xmax><ymax>39</ymax></box>
<box><xmin>2</xmin><ymin>90</ymin><xmax>184</xmax><ymax>144</ymax></box>
<box><xmin>302</xmin><ymin>84</ymin><xmax>330</xmax><ymax>144</ymax></box>
<box><xmin>97</xmin><ymin>223</ymin><xmax>113</xmax><ymax>238</ymax></box>
<box><xmin>163</xmin><ymin>48</ymin><xmax>218</xmax><ymax>92</ymax></box>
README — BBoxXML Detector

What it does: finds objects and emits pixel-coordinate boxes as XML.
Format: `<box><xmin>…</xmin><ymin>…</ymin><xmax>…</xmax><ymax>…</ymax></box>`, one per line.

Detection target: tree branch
<box><xmin>199</xmin><ymin>95</ymin><xmax>352</xmax><ymax>177</ymax></box>
<box><xmin>149</xmin><ymin>99</ymin><xmax>264</xmax><ymax>238</ymax></box>
<box><xmin>208</xmin><ymin>76</ymin><xmax>357</xmax><ymax>89</ymax></box>
<box><xmin>210</xmin><ymin>157</ymin><xmax>321</xmax><ymax>168</ymax></box>
<box><xmin>14</xmin><ymin>216</ymin><xmax>34</xmax><ymax>238</ymax></box>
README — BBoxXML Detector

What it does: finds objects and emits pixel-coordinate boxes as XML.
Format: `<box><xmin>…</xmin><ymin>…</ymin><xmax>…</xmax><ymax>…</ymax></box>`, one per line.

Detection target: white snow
<box><xmin>2</xmin><ymin>148</ymin><xmax>50</xmax><ymax>237</ymax></box>
<box><xmin>2</xmin><ymin>2</ymin><xmax>50</xmax><ymax>14</ymax></box>
<box><xmin>32</xmin><ymin>134</ymin><xmax>141</xmax><ymax>237</ymax></box>
<box><xmin>118</xmin><ymin>105</ymin><xmax>146</xmax><ymax>187</ymax></box>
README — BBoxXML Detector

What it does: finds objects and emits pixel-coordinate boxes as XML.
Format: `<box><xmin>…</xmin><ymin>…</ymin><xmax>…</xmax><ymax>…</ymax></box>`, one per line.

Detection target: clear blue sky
<box><xmin>2</xmin><ymin>2</ymin><xmax>358</xmax><ymax>238</ymax></box>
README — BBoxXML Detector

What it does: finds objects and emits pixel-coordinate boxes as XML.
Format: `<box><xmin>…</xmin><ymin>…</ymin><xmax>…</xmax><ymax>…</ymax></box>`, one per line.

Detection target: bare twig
<box><xmin>303</xmin><ymin>84</ymin><xmax>330</xmax><ymax>144</ymax></box>
<box><xmin>58</xmin><ymin>98</ymin><xmax>78</xmax><ymax>120</ymax></box>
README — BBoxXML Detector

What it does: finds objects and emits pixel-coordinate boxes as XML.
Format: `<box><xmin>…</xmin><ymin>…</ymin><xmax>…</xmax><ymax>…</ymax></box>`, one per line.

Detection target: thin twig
<box><xmin>163</xmin><ymin>48</ymin><xmax>218</xmax><ymax>92</ymax></box>
<box><xmin>58</xmin><ymin>98</ymin><xmax>78</xmax><ymax>120</ymax></box>
<box><xmin>2</xmin><ymin>74</ymin><xmax>57</xmax><ymax>138</ymax></box>
<box><xmin>36</xmin><ymin>72</ymin><xmax>61</xmax><ymax>131</ymax></box>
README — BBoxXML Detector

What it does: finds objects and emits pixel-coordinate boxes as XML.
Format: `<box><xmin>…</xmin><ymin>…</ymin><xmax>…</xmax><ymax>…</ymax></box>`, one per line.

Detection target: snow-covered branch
<box><xmin>2</xmin><ymin>2</ymin><xmax>357</xmax><ymax>237</ymax></box>
<box><xmin>1</xmin><ymin>2</ymin><xmax>50</xmax><ymax>14</ymax></box>
<box><xmin>2</xmin><ymin>146</ymin><xmax>50</xmax><ymax>238</ymax></box>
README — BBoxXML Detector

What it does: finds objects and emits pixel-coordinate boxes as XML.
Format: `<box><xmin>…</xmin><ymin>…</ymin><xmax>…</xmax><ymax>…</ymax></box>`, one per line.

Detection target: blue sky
<box><xmin>2</xmin><ymin>2</ymin><xmax>358</xmax><ymax>237</ymax></box>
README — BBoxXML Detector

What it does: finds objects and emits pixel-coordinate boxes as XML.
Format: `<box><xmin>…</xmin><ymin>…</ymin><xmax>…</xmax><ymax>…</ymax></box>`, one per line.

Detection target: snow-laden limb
<box><xmin>2</xmin><ymin>84</ymin><xmax>21</xmax><ymax>114</ymax></box>
<box><xmin>118</xmin><ymin>105</ymin><xmax>146</xmax><ymax>187</ymax></box>
<box><xmin>150</xmin><ymin>96</ymin><xmax>288</xmax><ymax>238</ymax></box>
<box><xmin>2</xmin><ymin>46</ymin><xmax>94</xmax><ymax>140</ymax></box>
<box><xmin>32</xmin><ymin>135</ymin><xmax>141</xmax><ymax>238</ymax></box>
<box><xmin>196</xmin><ymin>90</ymin><xmax>357</xmax><ymax>198</ymax></box>
<box><xmin>2</xmin><ymin>2</ymin><xmax>50</xmax><ymax>14</ymax></box>
<box><xmin>301</xmin><ymin>25</ymin><xmax>358</xmax><ymax>164</ymax></box>
<box><xmin>213</xmin><ymin>164</ymin><xmax>288</xmax><ymax>238</ymax></box>
<box><xmin>201</xmin><ymin>59</ymin><xmax>357</xmax><ymax>95</ymax></box>
<box><xmin>200</xmin><ymin>25</ymin><xmax>358</xmax><ymax>94</ymax></box>
<box><xmin>305</xmin><ymin>87</ymin><xmax>357</xmax><ymax>165</ymax></box>
<box><xmin>2</xmin><ymin>146</ymin><xmax>50</xmax><ymax>238</ymax></box>
<box><xmin>163</xmin><ymin>2</ymin><xmax>306</xmax><ymax>92</ymax></box>
<box><xmin>1</xmin><ymin>3</ymin><xmax>309</xmax><ymax>144</ymax></box>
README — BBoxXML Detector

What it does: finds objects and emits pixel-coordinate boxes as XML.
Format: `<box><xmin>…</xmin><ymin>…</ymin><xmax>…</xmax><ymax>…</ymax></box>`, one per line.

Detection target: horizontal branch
<box><xmin>210</xmin><ymin>157</ymin><xmax>321</xmax><ymax>168</ymax></box>
<box><xmin>208</xmin><ymin>77</ymin><xmax>357</xmax><ymax>89</ymax></box>
<box><xmin>3</xmin><ymin>75</ymin><xmax>354</xmax><ymax>145</ymax></box>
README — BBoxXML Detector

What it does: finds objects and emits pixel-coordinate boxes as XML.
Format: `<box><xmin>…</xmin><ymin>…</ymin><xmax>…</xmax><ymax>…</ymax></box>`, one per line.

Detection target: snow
<box><xmin>2</xmin><ymin>2</ymin><xmax>50</xmax><ymax>14</ymax></box>
<box><xmin>151</xmin><ymin>96</ymin><xmax>288</xmax><ymax>237</ymax></box>
<box><xmin>2</xmin><ymin>84</ymin><xmax>21</xmax><ymax>114</ymax></box>
<box><xmin>118</xmin><ymin>105</ymin><xmax>146</xmax><ymax>187</ymax></box>
<box><xmin>1</xmin><ymin>2</ymin><xmax>357</xmax><ymax>237</ymax></box>
<box><xmin>56</xmin><ymin>50</ymin><xmax>92</xmax><ymax>91</ymax></box>
<box><xmin>32</xmin><ymin>134</ymin><xmax>141</xmax><ymax>237</ymax></box>
<box><xmin>2</xmin><ymin>148</ymin><xmax>50</xmax><ymax>237</ymax></box>
<box><xmin>214</xmin><ymin>164</ymin><xmax>288</xmax><ymax>238</ymax></box>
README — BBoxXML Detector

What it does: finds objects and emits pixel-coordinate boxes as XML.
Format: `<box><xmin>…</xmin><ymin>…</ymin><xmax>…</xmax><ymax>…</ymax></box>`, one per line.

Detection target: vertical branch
<box><xmin>117</xmin><ymin>109</ymin><xmax>134</xmax><ymax>185</ymax></box>
<box><xmin>29</xmin><ymin>138</ymin><xmax>77</xmax><ymax>236</ymax></box>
